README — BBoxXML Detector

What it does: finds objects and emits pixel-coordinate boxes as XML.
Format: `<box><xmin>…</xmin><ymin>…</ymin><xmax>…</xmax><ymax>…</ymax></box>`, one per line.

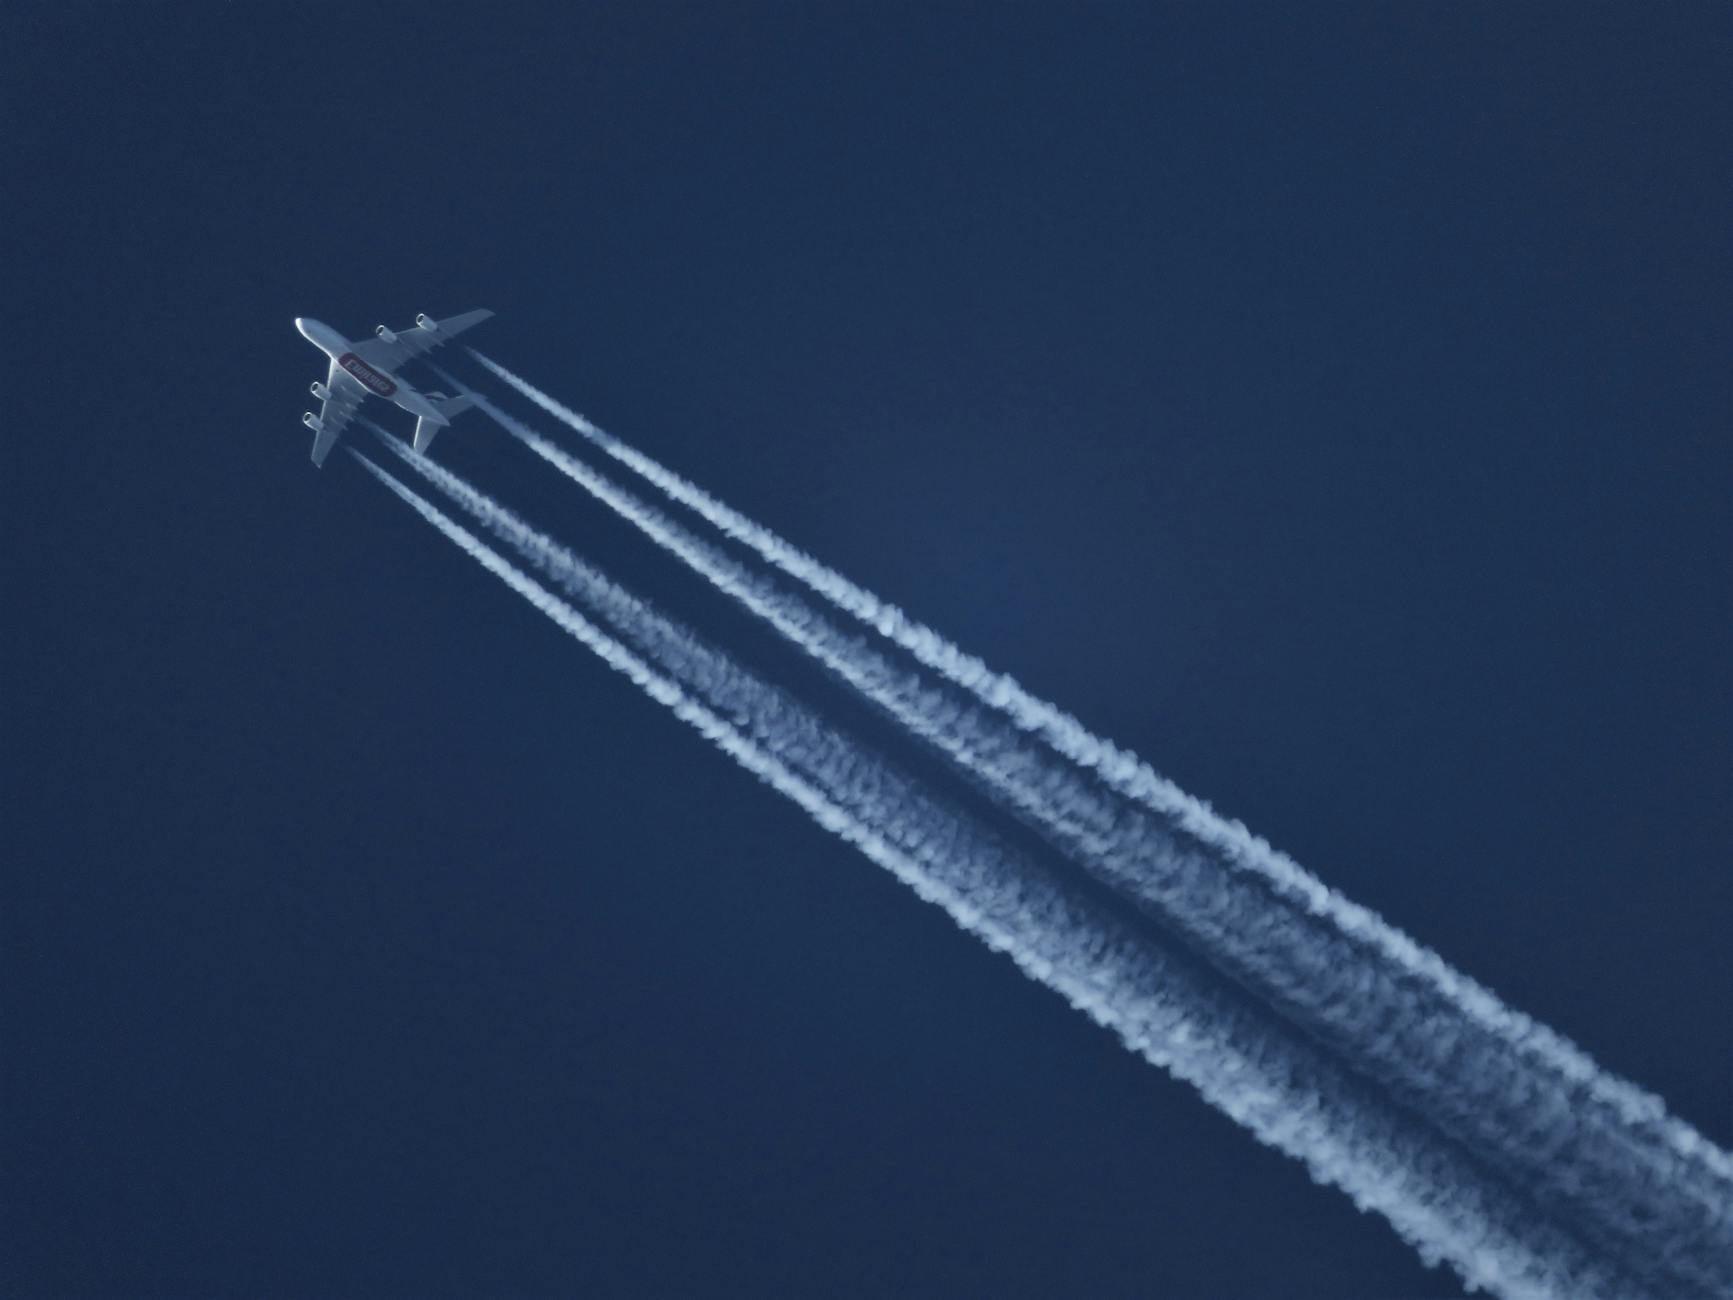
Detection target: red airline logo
<box><xmin>338</xmin><ymin>352</ymin><xmax>397</xmax><ymax>397</ymax></box>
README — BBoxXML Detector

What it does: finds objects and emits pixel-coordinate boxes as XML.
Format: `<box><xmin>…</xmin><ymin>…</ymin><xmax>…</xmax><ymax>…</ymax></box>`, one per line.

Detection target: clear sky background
<box><xmin>4</xmin><ymin>5</ymin><xmax>1728</xmax><ymax>1297</ymax></box>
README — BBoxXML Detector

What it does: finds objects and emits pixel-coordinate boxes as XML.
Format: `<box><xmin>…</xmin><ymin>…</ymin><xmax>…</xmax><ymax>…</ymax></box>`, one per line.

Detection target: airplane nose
<box><xmin>294</xmin><ymin>316</ymin><xmax>308</xmax><ymax>336</ymax></box>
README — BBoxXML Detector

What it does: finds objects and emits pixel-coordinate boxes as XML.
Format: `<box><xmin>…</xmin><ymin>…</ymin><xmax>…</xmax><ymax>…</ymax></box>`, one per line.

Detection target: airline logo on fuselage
<box><xmin>338</xmin><ymin>352</ymin><xmax>397</xmax><ymax>397</ymax></box>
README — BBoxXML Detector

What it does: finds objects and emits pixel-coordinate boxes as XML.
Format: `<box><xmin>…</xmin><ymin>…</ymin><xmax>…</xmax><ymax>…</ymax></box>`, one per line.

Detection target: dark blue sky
<box><xmin>5</xmin><ymin>6</ymin><xmax>1728</xmax><ymax>1297</ymax></box>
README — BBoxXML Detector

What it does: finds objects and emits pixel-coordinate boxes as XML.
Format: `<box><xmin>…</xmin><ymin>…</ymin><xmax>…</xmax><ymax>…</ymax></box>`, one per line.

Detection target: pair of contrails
<box><xmin>328</xmin><ymin>340</ymin><xmax>1733</xmax><ymax>1300</ymax></box>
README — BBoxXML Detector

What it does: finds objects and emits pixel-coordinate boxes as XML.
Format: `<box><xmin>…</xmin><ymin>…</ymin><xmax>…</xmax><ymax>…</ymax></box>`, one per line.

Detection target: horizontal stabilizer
<box><xmin>413</xmin><ymin>393</ymin><xmax>475</xmax><ymax>454</ymax></box>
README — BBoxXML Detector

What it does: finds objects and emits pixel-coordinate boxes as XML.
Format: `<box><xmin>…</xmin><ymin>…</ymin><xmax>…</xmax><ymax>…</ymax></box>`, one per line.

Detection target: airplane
<box><xmin>295</xmin><ymin>309</ymin><xmax>494</xmax><ymax>466</ymax></box>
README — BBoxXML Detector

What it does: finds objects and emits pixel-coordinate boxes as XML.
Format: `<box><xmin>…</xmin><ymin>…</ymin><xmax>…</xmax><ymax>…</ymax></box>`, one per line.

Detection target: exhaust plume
<box><xmin>456</xmin><ymin>359</ymin><xmax>1733</xmax><ymax>1295</ymax></box>
<box><xmin>351</xmin><ymin>447</ymin><xmax>1663</xmax><ymax>1299</ymax></box>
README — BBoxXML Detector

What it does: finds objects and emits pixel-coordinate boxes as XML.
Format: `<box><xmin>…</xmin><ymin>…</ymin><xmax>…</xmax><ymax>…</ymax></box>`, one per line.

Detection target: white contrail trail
<box><xmin>460</xmin><ymin>350</ymin><xmax>1718</xmax><ymax>1152</ymax></box>
<box><xmin>349</xmin><ymin>447</ymin><xmax>1660</xmax><ymax>1300</ymax></box>
<box><xmin>456</xmin><ymin>358</ymin><xmax>1733</xmax><ymax>1296</ymax></box>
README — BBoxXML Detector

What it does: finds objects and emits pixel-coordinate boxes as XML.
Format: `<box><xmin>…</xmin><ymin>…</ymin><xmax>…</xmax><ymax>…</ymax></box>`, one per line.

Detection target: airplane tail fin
<box><xmin>413</xmin><ymin>393</ymin><xmax>475</xmax><ymax>454</ymax></box>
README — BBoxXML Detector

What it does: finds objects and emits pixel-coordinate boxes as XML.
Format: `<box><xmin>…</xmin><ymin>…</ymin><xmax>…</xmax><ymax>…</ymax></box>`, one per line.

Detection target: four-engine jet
<box><xmin>295</xmin><ymin>310</ymin><xmax>494</xmax><ymax>466</ymax></box>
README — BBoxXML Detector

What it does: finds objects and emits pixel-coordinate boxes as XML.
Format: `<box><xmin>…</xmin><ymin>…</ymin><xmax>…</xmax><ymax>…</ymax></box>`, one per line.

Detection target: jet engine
<box><xmin>416</xmin><ymin>313</ymin><xmax>438</xmax><ymax>330</ymax></box>
<box><xmin>375</xmin><ymin>325</ymin><xmax>398</xmax><ymax>343</ymax></box>
<box><xmin>310</xmin><ymin>381</ymin><xmax>330</xmax><ymax>401</ymax></box>
<box><xmin>303</xmin><ymin>412</ymin><xmax>323</xmax><ymax>431</ymax></box>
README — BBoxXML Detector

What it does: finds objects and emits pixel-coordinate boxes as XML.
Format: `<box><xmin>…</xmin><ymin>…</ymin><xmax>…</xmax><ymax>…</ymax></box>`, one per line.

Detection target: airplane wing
<box><xmin>353</xmin><ymin>308</ymin><xmax>494</xmax><ymax>372</ymax></box>
<box><xmin>309</xmin><ymin>361</ymin><xmax>365</xmax><ymax>466</ymax></box>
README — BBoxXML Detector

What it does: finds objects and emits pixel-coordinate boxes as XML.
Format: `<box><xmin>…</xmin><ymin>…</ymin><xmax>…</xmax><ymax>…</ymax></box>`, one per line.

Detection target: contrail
<box><xmin>457</xmin><ymin>358</ymin><xmax>1733</xmax><ymax>1296</ymax></box>
<box><xmin>348</xmin><ymin>446</ymin><xmax>1663</xmax><ymax>1300</ymax></box>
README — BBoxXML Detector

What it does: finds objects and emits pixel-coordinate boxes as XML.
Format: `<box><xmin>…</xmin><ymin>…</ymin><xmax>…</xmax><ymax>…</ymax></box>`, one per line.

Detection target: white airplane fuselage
<box><xmin>296</xmin><ymin>317</ymin><xmax>445</xmax><ymax>425</ymax></box>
